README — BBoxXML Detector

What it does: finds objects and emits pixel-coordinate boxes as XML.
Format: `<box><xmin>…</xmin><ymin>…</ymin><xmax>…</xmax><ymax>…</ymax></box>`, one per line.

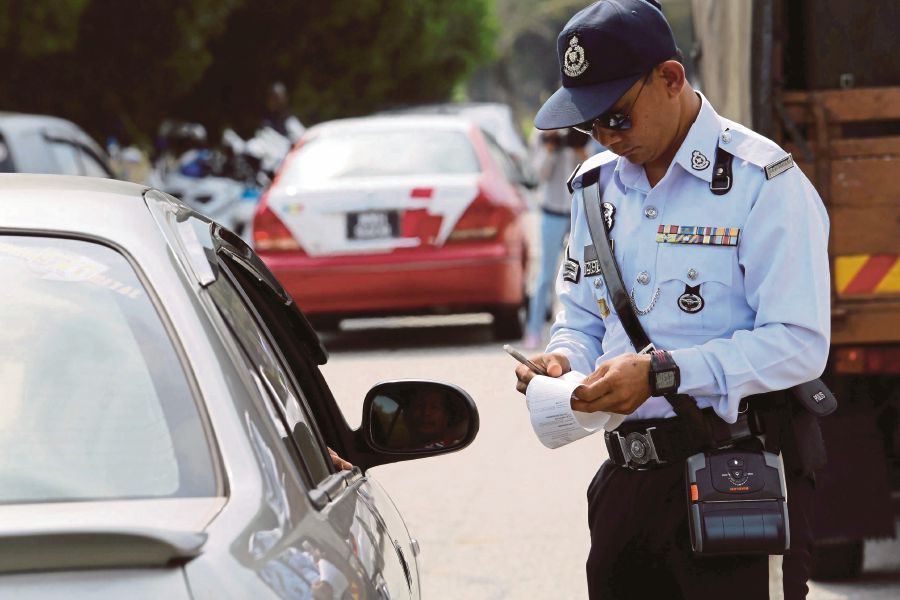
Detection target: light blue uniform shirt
<box><xmin>547</xmin><ymin>94</ymin><xmax>831</xmax><ymax>424</ymax></box>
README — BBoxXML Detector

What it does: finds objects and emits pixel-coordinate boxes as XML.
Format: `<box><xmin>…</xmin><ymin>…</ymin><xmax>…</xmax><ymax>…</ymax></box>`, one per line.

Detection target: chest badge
<box><xmin>602</xmin><ymin>202</ymin><xmax>616</xmax><ymax>232</ymax></box>
<box><xmin>563</xmin><ymin>35</ymin><xmax>589</xmax><ymax>78</ymax></box>
<box><xmin>691</xmin><ymin>150</ymin><xmax>710</xmax><ymax>171</ymax></box>
<box><xmin>678</xmin><ymin>284</ymin><xmax>705</xmax><ymax>314</ymax></box>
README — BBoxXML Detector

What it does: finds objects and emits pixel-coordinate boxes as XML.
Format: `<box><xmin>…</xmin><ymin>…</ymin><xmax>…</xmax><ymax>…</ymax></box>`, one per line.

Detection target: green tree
<box><xmin>0</xmin><ymin>0</ymin><xmax>494</xmax><ymax>145</ymax></box>
<box><xmin>179</xmin><ymin>0</ymin><xmax>496</xmax><ymax>135</ymax></box>
<box><xmin>0</xmin><ymin>0</ymin><xmax>236</xmax><ymax>144</ymax></box>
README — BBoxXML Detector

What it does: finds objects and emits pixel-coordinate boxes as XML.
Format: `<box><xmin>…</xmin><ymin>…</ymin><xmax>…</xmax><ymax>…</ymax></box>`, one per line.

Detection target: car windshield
<box><xmin>0</xmin><ymin>236</ymin><xmax>217</xmax><ymax>504</ymax></box>
<box><xmin>279</xmin><ymin>128</ymin><xmax>481</xmax><ymax>187</ymax></box>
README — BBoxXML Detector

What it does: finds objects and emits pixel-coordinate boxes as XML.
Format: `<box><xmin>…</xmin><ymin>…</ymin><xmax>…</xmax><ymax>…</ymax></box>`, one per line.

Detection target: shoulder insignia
<box><xmin>568</xmin><ymin>150</ymin><xmax>616</xmax><ymax>193</ymax></box>
<box><xmin>718</xmin><ymin>120</ymin><xmax>787</xmax><ymax>170</ymax></box>
<box><xmin>764</xmin><ymin>154</ymin><xmax>794</xmax><ymax>180</ymax></box>
<box><xmin>562</xmin><ymin>245</ymin><xmax>580</xmax><ymax>283</ymax></box>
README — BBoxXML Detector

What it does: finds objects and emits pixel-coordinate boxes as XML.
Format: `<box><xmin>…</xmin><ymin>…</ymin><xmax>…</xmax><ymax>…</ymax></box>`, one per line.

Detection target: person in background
<box><xmin>262</xmin><ymin>81</ymin><xmax>306</xmax><ymax>144</ymax></box>
<box><xmin>523</xmin><ymin>127</ymin><xmax>592</xmax><ymax>349</ymax></box>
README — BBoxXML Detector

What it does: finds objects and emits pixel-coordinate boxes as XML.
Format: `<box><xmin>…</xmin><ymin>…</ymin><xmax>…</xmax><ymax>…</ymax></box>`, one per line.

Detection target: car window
<box><xmin>0</xmin><ymin>235</ymin><xmax>217</xmax><ymax>504</ymax></box>
<box><xmin>207</xmin><ymin>259</ymin><xmax>333</xmax><ymax>487</ymax></box>
<box><xmin>482</xmin><ymin>131</ymin><xmax>520</xmax><ymax>183</ymax></box>
<box><xmin>47</xmin><ymin>140</ymin><xmax>83</xmax><ymax>175</ymax></box>
<box><xmin>79</xmin><ymin>148</ymin><xmax>111</xmax><ymax>178</ymax></box>
<box><xmin>280</xmin><ymin>128</ymin><xmax>481</xmax><ymax>187</ymax></box>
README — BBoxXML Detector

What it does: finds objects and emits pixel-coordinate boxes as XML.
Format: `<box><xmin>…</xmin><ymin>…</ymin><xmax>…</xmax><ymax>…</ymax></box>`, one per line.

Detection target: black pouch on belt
<box><xmin>686</xmin><ymin>444</ymin><xmax>790</xmax><ymax>555</ymax></box>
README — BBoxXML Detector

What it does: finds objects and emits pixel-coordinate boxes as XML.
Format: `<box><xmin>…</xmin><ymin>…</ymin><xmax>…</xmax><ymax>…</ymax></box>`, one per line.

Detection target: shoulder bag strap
<box><xmin>582</xmin><ymin>179</ymin><xmax>653</xmax><ymax>354</ymax></box>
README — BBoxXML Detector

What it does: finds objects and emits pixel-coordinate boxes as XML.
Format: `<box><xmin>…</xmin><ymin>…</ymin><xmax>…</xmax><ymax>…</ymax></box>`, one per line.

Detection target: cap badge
<box><xmin>563</xmin><ymin>34</ymin><xmax>589</xmax><ymax>78</ymax></box>
<box><xmin>691</xmin><ymin>150</ymin><xmax>710</xmax><ymax>171</ymax></box>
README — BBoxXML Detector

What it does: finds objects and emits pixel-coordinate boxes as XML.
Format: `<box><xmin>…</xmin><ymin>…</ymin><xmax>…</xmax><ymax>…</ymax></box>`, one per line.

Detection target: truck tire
<box><xmin>492</xmin><ymin>305</ymin><xmax>524</xmax><ymax>340</ymax></box>
<box><xmin>810</xmin><ymin>540</ymin><xmax>864</xmax><ymax>581</ymax></box>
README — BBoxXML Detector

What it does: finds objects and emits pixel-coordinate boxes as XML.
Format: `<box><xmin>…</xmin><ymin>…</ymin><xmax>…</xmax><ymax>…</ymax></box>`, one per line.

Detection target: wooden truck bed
<box><xmin>779</xmin><ymin>87</ymin><xmax>900</xmax><ymax>345</ymax></box>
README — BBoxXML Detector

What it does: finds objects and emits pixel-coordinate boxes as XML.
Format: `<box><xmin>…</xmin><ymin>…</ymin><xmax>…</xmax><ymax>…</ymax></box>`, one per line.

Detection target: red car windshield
<box><xmin>279</xmin><ymin>128</ymin><xmax>481</xmax><ymax>187</ymax></box>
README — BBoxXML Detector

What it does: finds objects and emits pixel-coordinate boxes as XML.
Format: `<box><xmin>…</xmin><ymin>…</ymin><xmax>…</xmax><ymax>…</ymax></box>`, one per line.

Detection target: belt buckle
<box><xmin>613</xmin><ymin>427</ymin><xmax>660</xmax><ymax>469</ymax></box>
<box><xmin>638</xmin><ymin>343</ymin><xmax>656</xmax><ymax>355</ymax></box>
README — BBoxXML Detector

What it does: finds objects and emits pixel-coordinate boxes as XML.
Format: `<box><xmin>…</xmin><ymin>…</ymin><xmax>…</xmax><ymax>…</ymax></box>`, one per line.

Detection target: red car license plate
<box><xmin>347</xmin><ymin>210</ymin><xmax>399</xmax><ymax>240</ymax></box>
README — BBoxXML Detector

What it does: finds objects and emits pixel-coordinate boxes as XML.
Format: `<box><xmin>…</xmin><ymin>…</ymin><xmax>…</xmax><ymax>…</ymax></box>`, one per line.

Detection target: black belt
<box><xmin>604</xmin><ymin>409</ymin><xmax>756</xmax><ymax>470</ymax></box>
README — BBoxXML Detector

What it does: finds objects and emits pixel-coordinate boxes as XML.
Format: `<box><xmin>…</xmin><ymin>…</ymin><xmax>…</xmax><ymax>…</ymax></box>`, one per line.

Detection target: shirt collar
<box><xmin>671</xmin><ymin>92</ymin><xmax>721</xmax><ymax>184</ymax></box>
<box><xmin>614</xmin><ymin>153</ymin><xmax>650</xmax><ymax>193</ymax></box>
<box><xmin>612</xmin><ymin>91</ymin><xmax>723</xmax><ymax>192</ymax></box>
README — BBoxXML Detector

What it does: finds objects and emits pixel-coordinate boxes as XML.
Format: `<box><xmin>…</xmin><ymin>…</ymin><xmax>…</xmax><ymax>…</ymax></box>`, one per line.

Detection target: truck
<box><xmin>684</xmin><ymin>0</ymin><xmax>900</xmax><ymax>579</ymax></box>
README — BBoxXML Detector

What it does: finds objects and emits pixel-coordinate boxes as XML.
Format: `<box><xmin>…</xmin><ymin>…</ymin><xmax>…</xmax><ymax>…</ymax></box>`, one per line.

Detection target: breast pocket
<box><xmin>655</xmin><ymin>245</ymin><xmax>734</xmax><ymax>336</ymax></box>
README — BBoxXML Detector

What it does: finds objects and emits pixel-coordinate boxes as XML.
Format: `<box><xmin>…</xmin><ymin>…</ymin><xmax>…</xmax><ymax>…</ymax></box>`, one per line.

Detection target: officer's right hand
<box><xmin>514</xmin><ymin>353</ymin><xmax>570</xmax><ymax>395</ymax></box>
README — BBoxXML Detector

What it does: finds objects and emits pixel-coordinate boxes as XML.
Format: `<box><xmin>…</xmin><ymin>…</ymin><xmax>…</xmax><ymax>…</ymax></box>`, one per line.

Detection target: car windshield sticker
<box><xmin>0</xmin><ymin>242</ymin><xmax>142</xmax><ymax>299</ymax></box>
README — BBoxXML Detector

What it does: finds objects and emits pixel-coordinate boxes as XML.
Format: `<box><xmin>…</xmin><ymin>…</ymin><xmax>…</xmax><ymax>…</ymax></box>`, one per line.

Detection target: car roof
<box><xmin>378</xmin><ymin>102</ymin><xmax>528</xmax><ymax>158</ymax></box>
<box><xmin>0</xmin><ymin>174</ymin><xmax>151</xmax><ymax>242</ymax></box>
<box><xmin>0</xmin><ymin>111</ymin><xmax>83</xmax><ymax>130</ymax></box>
<box><xmin>305</xmin><ymin>114</ymin><xmax>477</xmax><ymax>138</ymax></box>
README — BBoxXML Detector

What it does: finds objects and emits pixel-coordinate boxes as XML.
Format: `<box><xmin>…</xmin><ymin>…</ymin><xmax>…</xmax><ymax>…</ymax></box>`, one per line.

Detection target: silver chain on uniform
<box><xmin>630</xmin><ymin>286</ymin><xmax>661</xmax><ymax>316</ymax></box>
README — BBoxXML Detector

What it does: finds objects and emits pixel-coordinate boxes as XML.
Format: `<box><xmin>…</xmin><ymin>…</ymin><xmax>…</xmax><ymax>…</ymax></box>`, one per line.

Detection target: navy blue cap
<box><xmin>534</xmin><ymin>0</ymin><xmax>677</xmax><ymax>130</ymax></box>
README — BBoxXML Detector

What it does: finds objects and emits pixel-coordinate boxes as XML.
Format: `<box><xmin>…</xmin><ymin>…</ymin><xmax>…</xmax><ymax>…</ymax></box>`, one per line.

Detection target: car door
<box><xmin>208</xmin><ymin>227</ymin><xmax>419</xmax><ymax>599</ymax></box>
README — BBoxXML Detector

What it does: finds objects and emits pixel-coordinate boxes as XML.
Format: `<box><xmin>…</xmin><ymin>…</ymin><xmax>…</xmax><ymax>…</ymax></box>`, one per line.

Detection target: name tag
<box><xmin>583</xmin><ymin>245</ymin><xmax>601</xmax><ymax>276</ymax></box>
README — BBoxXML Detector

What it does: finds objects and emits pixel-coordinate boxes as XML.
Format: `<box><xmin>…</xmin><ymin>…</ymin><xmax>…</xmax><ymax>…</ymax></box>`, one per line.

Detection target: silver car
<box><xmin>0</xmin><ymin>113</ymin><xmax>113</xmax><ymax>177</ymax></box>
<box><xmin>0</xmin><ymin>175</ymin><xmax>479</xmax><ymax>599</ymax></box>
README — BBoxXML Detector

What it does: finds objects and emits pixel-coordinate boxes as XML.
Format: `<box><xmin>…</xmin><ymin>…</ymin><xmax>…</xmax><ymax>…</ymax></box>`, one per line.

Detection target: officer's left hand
<box><xmin>570</xmin><ymin>353</ymin><xmax>652</xmax><ymax>414</ymax></box>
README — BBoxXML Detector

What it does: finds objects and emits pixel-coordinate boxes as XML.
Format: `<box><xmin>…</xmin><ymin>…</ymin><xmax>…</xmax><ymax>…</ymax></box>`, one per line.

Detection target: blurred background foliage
<box><xmin>0</xmin><ymin>0</ymin><xmax>495</xmax><ymax>144</ymax></box>
<box><xmin>0</xmin><ymin>0</ymin><xmax>694</xmax><ymax>145</ymax></box>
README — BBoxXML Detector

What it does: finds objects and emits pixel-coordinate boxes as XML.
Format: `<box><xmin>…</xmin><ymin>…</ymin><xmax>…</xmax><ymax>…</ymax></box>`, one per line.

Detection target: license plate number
<box><xmin>347</xmin><ymin>211</ymin><xmax>399</xmax><ymax>240</ymax></box>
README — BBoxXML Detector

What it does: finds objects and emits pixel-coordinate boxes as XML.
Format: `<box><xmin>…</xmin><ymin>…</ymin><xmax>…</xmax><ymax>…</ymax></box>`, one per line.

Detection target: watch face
<box><xmin>656</xmin><ymin>371</ymin><xmax>676</xmax><ymax>390</ymax></box>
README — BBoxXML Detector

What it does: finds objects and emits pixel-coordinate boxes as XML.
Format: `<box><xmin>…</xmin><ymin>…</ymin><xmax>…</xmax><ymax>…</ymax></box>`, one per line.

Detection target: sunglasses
<box><xmin>572</xmin><ymin>72</ymin><xmax>652</xmax><ymax>134</ymax></box>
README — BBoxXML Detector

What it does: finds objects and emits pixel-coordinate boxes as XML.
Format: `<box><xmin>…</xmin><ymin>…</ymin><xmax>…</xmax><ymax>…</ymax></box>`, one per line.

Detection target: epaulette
<box><xmin>719</xmin><ymin>123</ymin><xmax>795</xmax><ymax>181</ymax></box>
<box><xmin>566</xmin><ymin>150</ymin><xmax>617</xmax><ymax>194</ymax></box>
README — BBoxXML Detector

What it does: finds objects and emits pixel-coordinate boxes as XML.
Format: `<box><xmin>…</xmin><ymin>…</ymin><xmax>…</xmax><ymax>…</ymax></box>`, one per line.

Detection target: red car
<box><xmin>252</xmin><ymin>114</ymin><xmax>531</xmax><ymax>338</ymax></box>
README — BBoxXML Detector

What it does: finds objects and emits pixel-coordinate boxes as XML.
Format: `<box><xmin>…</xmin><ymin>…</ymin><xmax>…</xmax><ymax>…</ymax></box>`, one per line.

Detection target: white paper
<box><xmin>525</xmin><ymin>371</ymin><xmax>626</xmax><ymax>449</ymax></box>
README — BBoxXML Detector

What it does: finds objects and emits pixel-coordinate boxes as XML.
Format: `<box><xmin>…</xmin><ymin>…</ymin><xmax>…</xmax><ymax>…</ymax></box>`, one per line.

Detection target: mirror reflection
<box><xmin>369</xmin><ymin>385</ymin><xmax>470</xmax><ymax>452</ymax></box>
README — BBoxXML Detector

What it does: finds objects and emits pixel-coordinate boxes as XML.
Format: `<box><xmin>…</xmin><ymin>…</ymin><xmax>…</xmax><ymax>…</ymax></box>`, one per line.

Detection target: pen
<box><xmin>503</xmin><ymin>344</ymin><xmax>548</xmax><ymax>376</ymax></box>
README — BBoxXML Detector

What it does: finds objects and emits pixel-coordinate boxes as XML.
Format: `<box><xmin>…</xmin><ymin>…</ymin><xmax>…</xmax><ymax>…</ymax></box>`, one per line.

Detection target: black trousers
<box><xmin>586</xmin><ymin>459</ymin><xmax>815</xmax><ymax>599</ymax></box>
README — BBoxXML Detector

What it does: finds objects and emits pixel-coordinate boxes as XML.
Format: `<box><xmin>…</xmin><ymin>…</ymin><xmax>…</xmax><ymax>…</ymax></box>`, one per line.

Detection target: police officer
<box><xmin>513</xmin><ymin>1</ymin><xmax>830</xmax><ymax>598</ymax></box>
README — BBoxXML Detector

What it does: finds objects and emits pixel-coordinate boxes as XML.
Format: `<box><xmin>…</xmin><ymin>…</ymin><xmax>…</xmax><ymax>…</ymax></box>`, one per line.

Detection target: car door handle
<box><xmin>308</xmin><ymin>466</ymin><xmax>361</xmax><ymax>510</ymax></box>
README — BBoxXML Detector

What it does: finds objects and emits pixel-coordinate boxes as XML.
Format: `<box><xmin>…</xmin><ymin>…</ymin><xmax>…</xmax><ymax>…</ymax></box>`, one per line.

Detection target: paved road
<box><xmin>319</xmin><ymin>317</ymin><xmax>900</xmax><ymax>599</ymax></box>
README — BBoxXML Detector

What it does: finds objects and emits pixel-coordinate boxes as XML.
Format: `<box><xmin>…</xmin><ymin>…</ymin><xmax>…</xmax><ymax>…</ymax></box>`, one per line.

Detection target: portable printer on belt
<box><xmin>686</xmin><ymin>448</ymin><xmax>790</xmax><ymax>555</ymax></box>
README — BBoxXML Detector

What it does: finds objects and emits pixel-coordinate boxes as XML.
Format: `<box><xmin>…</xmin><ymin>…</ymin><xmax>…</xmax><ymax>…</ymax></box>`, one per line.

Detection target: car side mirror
<box><xmin>361</xmin><ymin>381</ymin><xmax>479</xmax><ymax>455</ymax></box>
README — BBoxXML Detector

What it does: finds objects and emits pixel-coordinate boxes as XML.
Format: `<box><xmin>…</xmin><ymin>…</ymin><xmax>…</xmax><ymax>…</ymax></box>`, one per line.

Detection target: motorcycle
<box><xmin>147</xmin><ymin>121</ymin><xmax>289</xmax><ymax>240</ymax></box>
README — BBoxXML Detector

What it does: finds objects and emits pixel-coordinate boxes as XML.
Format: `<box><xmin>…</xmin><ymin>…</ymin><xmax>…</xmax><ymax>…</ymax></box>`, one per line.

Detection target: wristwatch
<box><xmin>649</xmin><ymin>350</ymin><xmax>680</xmax><ymax>396</ymax></box>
